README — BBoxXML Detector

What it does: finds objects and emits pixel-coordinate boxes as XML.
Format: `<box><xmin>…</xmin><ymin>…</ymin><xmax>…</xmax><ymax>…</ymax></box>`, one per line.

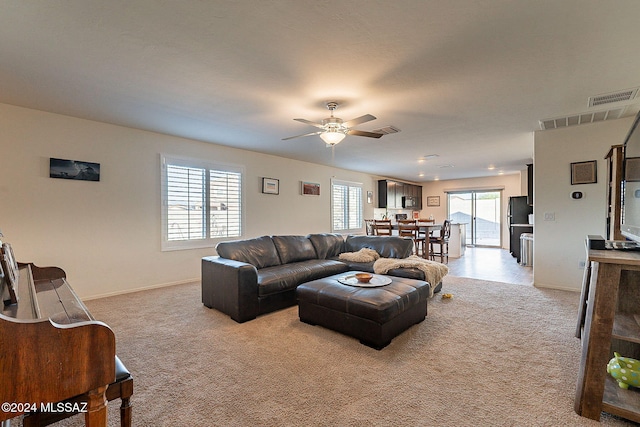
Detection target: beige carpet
<box><xmin>14</xmin><ymin>276</ymin><xmax>639</xmax><ymax>426</ymax></box>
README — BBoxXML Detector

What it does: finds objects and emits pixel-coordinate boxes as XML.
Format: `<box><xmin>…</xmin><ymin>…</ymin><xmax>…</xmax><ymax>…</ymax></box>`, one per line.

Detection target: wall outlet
<box><xmin>543</xmin><ymin>212</ymin><xmax>555</xmax><ymax>221</ymax></box>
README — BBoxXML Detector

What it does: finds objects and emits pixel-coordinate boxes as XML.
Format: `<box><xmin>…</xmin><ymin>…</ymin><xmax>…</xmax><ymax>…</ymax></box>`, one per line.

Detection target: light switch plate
<box><xmin>544</xmin><ymin>212</ymin><xmax>555</xmax><ymax>221</ymax></box>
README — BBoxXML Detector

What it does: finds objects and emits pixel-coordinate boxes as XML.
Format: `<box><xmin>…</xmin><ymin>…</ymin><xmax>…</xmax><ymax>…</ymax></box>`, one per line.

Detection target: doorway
<box><xmin>448</xmin><ymin>190</ymin><xmax>501</xmax><ymax>247</ymax></box>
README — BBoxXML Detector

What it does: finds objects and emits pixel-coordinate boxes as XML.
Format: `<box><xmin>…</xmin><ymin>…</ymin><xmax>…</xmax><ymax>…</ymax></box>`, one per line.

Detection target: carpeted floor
<box><xmin>14</xmin><ymin>276</ymin><xmax>640</xmax><ymax>426</ymax></box>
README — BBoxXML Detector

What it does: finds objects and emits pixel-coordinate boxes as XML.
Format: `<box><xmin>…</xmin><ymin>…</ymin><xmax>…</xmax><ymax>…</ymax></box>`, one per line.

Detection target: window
<box><xmin>162</xmin><ymin>155</ymin><xmax>243</xmax><ymax>250</ymax></box>
<box><xmin>331</xmin><ymin>179</ymin><xmax>363</xmax><ymax>234</ymax></box>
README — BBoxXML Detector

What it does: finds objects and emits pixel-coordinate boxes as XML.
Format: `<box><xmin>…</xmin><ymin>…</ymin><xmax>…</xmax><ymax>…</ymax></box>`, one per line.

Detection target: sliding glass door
<box><xmin>448</xmin><ymin>190</ymin><xmax>501</xmax><ymax>247</ymax></box>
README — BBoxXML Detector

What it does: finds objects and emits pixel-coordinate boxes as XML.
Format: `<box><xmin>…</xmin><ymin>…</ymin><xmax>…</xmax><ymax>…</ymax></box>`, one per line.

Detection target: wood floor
<box><xmin>443</xmin><ymin>246</ymin><xmax>533</xmax><ymax>285</ymax></box>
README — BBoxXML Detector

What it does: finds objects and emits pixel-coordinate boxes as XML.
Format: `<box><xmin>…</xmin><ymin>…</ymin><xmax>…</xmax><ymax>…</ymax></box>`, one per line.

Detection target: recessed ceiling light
<box><xmin>418</xmin><ymin>173</ymin><xmax>425</xmax><ymax>177</ymax></box>
<box><xmin>488</xmin><ymin>165</ymin><xmax>496</xmax><ymax>170</ymax></box>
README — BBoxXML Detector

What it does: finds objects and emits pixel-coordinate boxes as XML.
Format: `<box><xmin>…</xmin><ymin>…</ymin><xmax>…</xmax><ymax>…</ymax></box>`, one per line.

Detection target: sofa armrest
<box><xmin>202</xmin><ymin>256</ymin><xmax>259</xmax><ymax>323</ymax></box>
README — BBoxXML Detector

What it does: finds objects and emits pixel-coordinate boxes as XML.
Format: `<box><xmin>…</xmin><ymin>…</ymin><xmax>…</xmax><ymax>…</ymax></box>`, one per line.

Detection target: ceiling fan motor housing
<box><xmin>322</xmin><ymin>117</ymin><xmax>345</xmax><ymax>133</ymax></box>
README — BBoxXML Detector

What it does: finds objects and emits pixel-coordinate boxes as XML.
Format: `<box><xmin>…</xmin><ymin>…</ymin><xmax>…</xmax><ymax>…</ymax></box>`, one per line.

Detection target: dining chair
<box><xmin>416</xmin><ymin>219</ymin><xmax>436</xmax><ymax>256</ymax></box>
<box><xmin>373</xmin><ymin>219</ymin><xmax>392</xmax><ymax>236</ymax></box>
<box><xmin>429</xmin><ymin>219</ymin><xmax>451</xmax><ymax>263</ymax></box>
<box><xmin>364</xmin><ymin>219</ymin><xmax>375</xmax><ymax>235</ymax></box>
<box><xmin>398</xmin><ymin>223</ymin><xmax>426</xmax><ymax>256</ymax></box>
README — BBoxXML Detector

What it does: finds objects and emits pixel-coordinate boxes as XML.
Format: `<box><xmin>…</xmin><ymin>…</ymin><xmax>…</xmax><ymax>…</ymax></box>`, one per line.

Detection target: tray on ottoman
<box><xmin>296</xmin><ymin>272</ymin><xmax>430</xmax><ymax>350</ymax></box>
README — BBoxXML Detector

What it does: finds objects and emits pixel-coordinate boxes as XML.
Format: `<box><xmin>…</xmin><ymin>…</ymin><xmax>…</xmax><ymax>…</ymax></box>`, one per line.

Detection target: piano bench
<box><xmin>23</xmin><ymin>356</ymin><xmax>133</xmax><ymax>427</ymax></box>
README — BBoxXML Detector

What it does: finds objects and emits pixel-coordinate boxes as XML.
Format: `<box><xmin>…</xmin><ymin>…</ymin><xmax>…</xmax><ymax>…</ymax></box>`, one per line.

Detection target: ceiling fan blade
<box><xmin>282</xmin><ymin>131</ymin><xmax>322</xmax><ymax>141</ymax></box>
<box><xmin>293</xmin><ymin>118</ymin><xmax>325</xmax><ymax>129</ymax></box>
<box><xmin>343</xmin><ymin>114</ymin><xmax>376</xmax><ymax>128</ymax></box>
<box><xmin>347</xmin><ymin>129</ymin><xmax>383</xmax><ymax>139</ymax></box>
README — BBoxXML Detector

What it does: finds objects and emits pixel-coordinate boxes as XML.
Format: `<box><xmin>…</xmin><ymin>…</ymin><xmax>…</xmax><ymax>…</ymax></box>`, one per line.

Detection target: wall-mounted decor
<box><xmin>302</xmin><ymin>181</ymin><xmax>320</xmax><ymax>196</ymax></box>
<box><xmin>50</xmin><ymin>158</ymin><xmax>100</xmax><ymax>181</ymax></box>
<box><xmin>625</xmin><ymin>157</ymin><xmax>640</xmax><ymax>182</ymax></box>
<box><xmin>367</xmin><ymin>191</ymin><xmax>373</xmax><ymax>204</ymax></box>
<box><xmin>571</xmin><ymin>160</ymin><xmax>597</xmax><ymax>185</ymax></box>
<box><xmin>262</xmin><ymin>177</ymin><xmax>279</xmax><ymax>195</ymax></box>
<box><xmin>426</xmin><ymin>196</ymin><xmax>440</xmax><ymax>207</ymax></box>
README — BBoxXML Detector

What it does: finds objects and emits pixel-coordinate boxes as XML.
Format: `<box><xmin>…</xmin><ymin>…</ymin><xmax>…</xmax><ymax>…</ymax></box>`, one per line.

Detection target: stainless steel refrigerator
<box><xmin>508</xmin><ymin>196</ymin><xmax>533</xmax><ymax>262</ymax></box>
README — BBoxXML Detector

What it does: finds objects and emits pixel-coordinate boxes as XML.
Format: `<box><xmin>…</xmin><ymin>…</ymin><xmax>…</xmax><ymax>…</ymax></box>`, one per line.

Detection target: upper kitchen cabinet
<box><xmin>378</xmin><ymin>180</ymin><xmax>422</xmax><ymax>210</ymax></box>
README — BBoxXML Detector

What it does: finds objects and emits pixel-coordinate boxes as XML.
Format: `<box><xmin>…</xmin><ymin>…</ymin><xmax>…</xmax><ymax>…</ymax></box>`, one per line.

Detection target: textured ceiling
<box><xmin>1</xmin><ymin>0</ymin><xmax>640</xmax><ymax>182</ymax></box>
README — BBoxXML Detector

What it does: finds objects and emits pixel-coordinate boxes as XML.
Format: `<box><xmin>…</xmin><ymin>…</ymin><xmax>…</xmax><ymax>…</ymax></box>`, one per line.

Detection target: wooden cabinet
<box><xmin>377</xmin><ymin>180</ymin><xmax>422</xmax><ymax>210</ymax></box>
<box><xmin>575</xmin><ymin>244</ymin><xmax>640</xmax><ymax>422</ymax></box>
<box><xmin>605</xmin><ymin>145</ymin><xmax>624</xmax><ymax>241</ymax></box>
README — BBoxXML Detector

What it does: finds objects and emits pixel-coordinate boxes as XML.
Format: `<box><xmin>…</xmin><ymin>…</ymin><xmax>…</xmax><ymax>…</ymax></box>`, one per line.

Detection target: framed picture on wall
<box><xmin>571</xmin><ymin>160</ymin><xmax>597</xmax><ymax>185</ymax></box>
<box><xmin>50</xmin><ymin>158</ymin><xmax>100</xmax><ymax>182</ymax></box>
<box><xmin>426</xmin><ymin>196</ymin><xmax>440</xmax><ymax>207</ymax></box>
<box><xmin>301</xmin><ymin>181</ymin><xmax>320</xmax><ymax>196</ymax></box>
<box><xmin>262</xmin><ymin>177</ymin><xmax>279</xmax><ymax>194</ymax></box>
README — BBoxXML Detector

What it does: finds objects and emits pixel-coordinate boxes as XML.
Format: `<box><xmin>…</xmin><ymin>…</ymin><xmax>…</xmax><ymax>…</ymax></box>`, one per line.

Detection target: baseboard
<box><xmin>82</xmin><ymin>278</ymin><xmax>199</xmax><ymax>301</ymax></box>
<box><xmin>533</xmin><ymin>282</ymin><xmax>580</xmax><ymax>293</ymax></box>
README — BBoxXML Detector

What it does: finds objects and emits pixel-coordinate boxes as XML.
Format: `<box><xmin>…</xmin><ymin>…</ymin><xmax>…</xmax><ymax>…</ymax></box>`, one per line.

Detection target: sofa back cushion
<box><xmin>307</xmin><ymin>233</ymin><xmax>345</xmax><ymax>259</ymax></box>
<box><xmin>272</xmin><ymin>235</ymin><xmax>317</xmax><ymax>264</ymax></box>
<box><xmin>216</xmin><ymin>236</ymin><xmax>281</xmax><ymax>269</ymax></box>
<box><xmin>345</xmin><ymin>235</ymin><xmax>413</xmax><ymax>259</ymax></box>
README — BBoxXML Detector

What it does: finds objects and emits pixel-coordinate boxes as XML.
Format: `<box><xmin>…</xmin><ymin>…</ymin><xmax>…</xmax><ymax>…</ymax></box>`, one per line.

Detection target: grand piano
<box><xmin>0</xmin><ymin>242</ymin><xmax>125</xmax><ymax>427</ymax></box>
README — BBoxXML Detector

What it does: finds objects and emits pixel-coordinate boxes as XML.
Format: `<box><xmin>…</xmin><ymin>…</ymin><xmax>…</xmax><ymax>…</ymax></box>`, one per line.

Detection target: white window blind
<box><xmin>331</xmin><ymin>179</ymin><xmax>363</xmax><ymax>234</ymax></box>
<box><xmin>166</xmin><ymin>165</ymin><xmax>206</xmax><ymax>241</ymax></box>
<box><xmin>162</xmin><ymin>155</ymin><xmax>243</xmax><ymax>250</ymax></box>
<box><xmin>210</xmin><ymin>169</ymin><xmax>242</xmax><ymax>238</ymax></box>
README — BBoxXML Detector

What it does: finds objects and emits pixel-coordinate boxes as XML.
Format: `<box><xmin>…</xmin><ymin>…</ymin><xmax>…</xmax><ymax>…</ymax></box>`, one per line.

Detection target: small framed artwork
<box><xmin>367</xmin><ymin>191</ymin><xmax>373</xmax><ymax>204</ymax></box>
<box><xmin>262</xmin><ymin>177</ymin><xmax>279</xmax><ymax>195</ymax></box>
<box><xmin>426</xmin><ymin>196</ymin><xmax>440</xmax><ymax>207</ymax></box>
<box><xmin>50</xmin><ymin>158</ymin><xmax>100</xmax><ymax>181</ymax></box>
<box><xmin>625</xmin><ymin>158</ymin><xmax>640</xmax><ymax>182</ymax></box>
<box><xmin>302</xmin><ymin>181</ymin><xmax>320</xmax><ymax>196</ymax></box>
<box><xmin>571</xmin><ymin>160</ymin><xmax>597</xmax><ymax>185</ymax></box>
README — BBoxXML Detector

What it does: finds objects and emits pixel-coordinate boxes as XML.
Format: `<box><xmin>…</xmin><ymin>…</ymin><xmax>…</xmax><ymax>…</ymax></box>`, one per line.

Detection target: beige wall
<box><xmin>0</xmin><ymin>103</ymin><xmax>380</xmax><ymax>299</ymax></box>
<box><xmin>421</xmin><ymin>173</ymin><xmax>524</xmax><ymax>249</ymax></box>
<box><xmin>533</xmin><ymin>117</ymin><xmax>634</xmax><ymax>291</ymax></box>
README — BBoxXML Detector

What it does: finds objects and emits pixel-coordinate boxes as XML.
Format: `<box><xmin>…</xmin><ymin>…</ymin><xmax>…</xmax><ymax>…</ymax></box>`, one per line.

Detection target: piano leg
<box><xmin>84</xmin><ymin>385</ymin><xmax>108</xmax><ymax>427</ymax></box>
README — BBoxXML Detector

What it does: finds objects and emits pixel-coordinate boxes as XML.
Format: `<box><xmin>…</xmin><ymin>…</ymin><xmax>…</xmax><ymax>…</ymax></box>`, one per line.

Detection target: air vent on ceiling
<box><xmin>539</xmin><ymin>106</ymin><xmax>636</xmax><ymax>131</ymax></box>
<box><xmin>371</xmin><ymin>125</ymin><xmax>401</xmax><ymax>135</ymax></box>
<box><xmin>589</xmin><ymin>88</ymin><xmax>638</xmax><ymax>107</ymax></box>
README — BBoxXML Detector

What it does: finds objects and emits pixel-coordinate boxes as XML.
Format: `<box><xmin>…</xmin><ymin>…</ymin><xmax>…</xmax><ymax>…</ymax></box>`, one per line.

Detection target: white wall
<box><xmin>0</xmin><ymin>103</ymin><xmax>380</xmax><ymax>299</ymax></box>
<box><xmin>421</xmin><ymin>173</ymin><xmax>524</xmax><ymax>249</ymax></box>
<box><xmin>533</xmin><ymin>117</ymin><xmax>634</xmax><ymax>291</ymax></box>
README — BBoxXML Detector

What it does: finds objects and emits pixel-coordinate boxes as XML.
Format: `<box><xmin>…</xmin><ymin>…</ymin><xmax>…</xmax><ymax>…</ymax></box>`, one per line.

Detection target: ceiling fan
<box><xmin>282</xmin><ymin>102</ymin><xmax>383</xmax><ymax>145</ymax></box>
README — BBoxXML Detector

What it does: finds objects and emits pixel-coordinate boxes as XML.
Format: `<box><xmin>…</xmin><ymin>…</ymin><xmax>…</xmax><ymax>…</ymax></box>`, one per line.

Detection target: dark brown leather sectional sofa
<box><xmin>201</xmin><ymin>233</ymin><xmax>442</xmax><ymax>323</ymax></box>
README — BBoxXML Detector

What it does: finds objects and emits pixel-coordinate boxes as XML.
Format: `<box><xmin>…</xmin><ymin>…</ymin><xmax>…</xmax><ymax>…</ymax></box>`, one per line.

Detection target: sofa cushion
<box><xmin>257</xmin><ymin>259</ymin><xmax>349</xmax><ymax>297</ymax></box>
<box><xmin>345</xmin><ymin>235</ymin><xmax>413</xmax><ymax>259</ymax></box>
<box><xmin>307</xmin><ymin>233</ymin><xmax>345</xmax><ymax>259</ymax></box>
<box><xmin>216</xmin><ymin>236</ymin><xmax>281</xmax><ymax>269</ymax></box>
<box><xmin>272</xmin><ymin>235</ymin><xmax>317</xmax><ymax>264</ymax></box>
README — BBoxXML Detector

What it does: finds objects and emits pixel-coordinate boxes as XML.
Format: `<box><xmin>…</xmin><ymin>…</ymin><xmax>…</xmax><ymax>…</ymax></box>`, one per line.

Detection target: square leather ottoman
<box><xmin>296</xmin><ymin>272</ymin><xmax>430</xmax><ymax>349</ymax></box>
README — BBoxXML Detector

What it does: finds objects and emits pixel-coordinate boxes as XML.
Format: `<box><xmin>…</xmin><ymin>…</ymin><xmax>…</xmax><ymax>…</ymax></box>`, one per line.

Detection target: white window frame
<box><xmin>161</xmin><ymin>154</ymin><xmax>244</xmax><ymax>251</ymax></box>
<box><xmin>331</xmin><ymin>179</ymin><xmax>364</xmax><ymax>234</ymax></box>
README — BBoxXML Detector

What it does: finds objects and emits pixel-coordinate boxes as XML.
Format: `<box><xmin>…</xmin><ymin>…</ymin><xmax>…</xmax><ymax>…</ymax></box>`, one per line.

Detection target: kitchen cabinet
<box><xmin>605</xmin><ymin>145</ymin><xmax>624</xmax><ymax>240</ymax></box>
<box><xmin>574</xmin><ymin>243</ymin><xmax>640</xmax><ymax>422</ymax></box>
<box><xmin>378</xmin><ymin>180</ymin><xmax>422</xmax><ymax>210</ymax></box>
<box><xmin>449</xmin><ymin>223</ymin><xmax>466</xmax><ymax>258</ymax></box>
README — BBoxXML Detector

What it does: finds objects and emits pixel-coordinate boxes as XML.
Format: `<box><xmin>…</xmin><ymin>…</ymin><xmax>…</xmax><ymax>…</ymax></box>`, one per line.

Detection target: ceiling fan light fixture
<box><xmin>319</xmin><ymin>130</ymin><xmax>346</xmax><ymax>145</ymax></box>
